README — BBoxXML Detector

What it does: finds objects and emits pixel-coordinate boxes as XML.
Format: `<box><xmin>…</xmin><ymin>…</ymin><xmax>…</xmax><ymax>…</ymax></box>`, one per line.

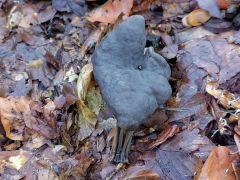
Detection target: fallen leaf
<box><xmin>18</xmin><ymin>31</ymin><xmax>48</xmax><ymax>47</ymax></box>
<box><xmin>234</xmin><ymin>135</ymin><xmax>240</xmax><ymax>154</ymax></box>
<box><xmin>159</xmin><ymin>128</ymin><xmax>215</xmax><ymax>161</ymax></box>
<box><xmin>132</xmin><ymin>0</ymin><xmax>158</xmax><ymax>13</ymax></box>
<box><xmin>8</xmin><ymin>153</ymin><xmax>30</xmax><ymax>170</ymax></box>
<box><xmin>36</xmin><ymin>5</ymin><xmax>56</xmax><ymax>24</ymax></box>
<box><xmin>63</xmin><ymin>152</ymin><xmax>93</xmax><ymax>178</ymax></box>
<box><xmin>0</xmin><ymin>96</ymin><xmax>30</xmax><ymax>140</ymax></box>
<box><xmin>0</xmin><ymin>10</ymin><xmax>8</xmax><ymax>41</ymax></box>
<box><xmin>125</xmin><ymin>168</ymin><xmax>160</xmax><ymax>180</ymax></box>
<box><xmin>199</xmin><ymin>146</ymin><xmax>238</xmax><ymax>180</ymax></box>
<box><xmin>64</xmin><ymin>67</ymin><xmax>78</xmax><ymax>82</ymax></box>
<box><xmin>76</xmin><ymin>64</ymin><xmax>102</xmax><ymax>141</ymax></box>
<box><xmin>67</xmin><ymin>0</ymin><xmax>86</xmax><ymax>16</ymax></box>
<box><xmin>182</xmin><ymin>9</ymin><xmax>211</xmax><ymax>27</ymax></box>
<box><xmin>80</xmin><ymin>26</ymin><xmax>106</xmax><ymax>58</ymax></box>
<box><xmin>216</xmin><ymin>0</ymin><xmax>229</xmax><ymax>9</ymax></box>
<box><xmin>197</xmin><ymin>0</ymin><xmax>222</xmax><ymax>18</ymax></box>
<box><xmin>86</xmin><ymin>0</ymin><xmax>133</xmax><ymax>24</ymax></box>
<box><xmin>7</xmin><ymin>6</ymin><xmax>23</xmax><ymax>30</ymax></box>
<box><xmin>28</xmin><ymin>100</ymin><xmax>59</xmax><ymax>139</ymax></box>
<box><xmin>149</xmin><ymin>124</ymin><xmax>180</xmax><ymax>149</ymax></box>
<box><xmin>206</xmin><ymin>79</ymin><xmax>240</xmax><ymax>109</ymax></box>
<box><xmin>45</xmin><ymin>51</ymin><xmax>60</xmax><ymax>70</ymax></box>
<box><xmin>27</xmin><ymin>59</ymin><xmax>44</xmax><ymax>68</ymax></box>
<box><xmin>52</xmin><ymin>0</ymin><xmax>70</xmax><ymax>12</ymax></box>
<box><xmin>0</xmin><ymin>150</ymin><xmax>32</xmax><ymax>171</ymax></box>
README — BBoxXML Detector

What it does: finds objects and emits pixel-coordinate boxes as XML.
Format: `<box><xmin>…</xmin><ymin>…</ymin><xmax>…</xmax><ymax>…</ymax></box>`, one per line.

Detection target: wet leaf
<box><xmin>199</xmin><ymin>146</ymin><xmax>238</xmax><ymax>180</ymax></box>
<box><xmin>86</xmin><ymin>0</ymin><xmax>134</xmax><ymax>24</ymax></box>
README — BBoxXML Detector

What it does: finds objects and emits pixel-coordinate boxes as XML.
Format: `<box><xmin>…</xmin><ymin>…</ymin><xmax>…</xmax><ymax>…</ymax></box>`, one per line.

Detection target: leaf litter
<box><xmin>0</xmin><ymin>0</ymin><xmax>240</xmax><ymax>179</ymax></box>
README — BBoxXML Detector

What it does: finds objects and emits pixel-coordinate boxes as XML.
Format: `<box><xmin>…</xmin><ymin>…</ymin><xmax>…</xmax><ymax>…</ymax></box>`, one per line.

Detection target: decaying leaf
<box><xmin>86</xmin><ymin>0</ymin><xmax>134</xmax><ymax>24</ymax></box>
<box><xmin>199</xmin><ymin>146</ymin><xmax>238</xmax><ymax>180</ymax></box>
<box><xmin>206</xmin><ymin>79</ymin><xmax>240</xmax><ymax>109</ymax></box>
<box><xmin>125</xmin><ymin>168</ymin><xmax>160</xmax><ymax>180</ymax></box>
<box><xmin>76</xmin><ymin>64</ymin><xmax>102</xmax><ymax>141</ymax></box>
<box><xmin>149</xmin><ymin>124</ymin><xmax>179</xmax><ymax>149</ymax></box>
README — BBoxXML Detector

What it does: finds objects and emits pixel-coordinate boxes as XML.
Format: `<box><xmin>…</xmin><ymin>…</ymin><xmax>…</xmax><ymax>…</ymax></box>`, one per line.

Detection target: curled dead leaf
<box><xmin>199</xmin><ymin>146</ymin><xmax>238</xmax><ymax>180</ymax></box>
<box><xmin>125</xmin><ymin>168</ymin><xmax>160</xmax><ymax>180</ymax></box>
<box><xmin>86</xmin><ymin>0</ymin><xmax>133</xmax><ymax>24</ymax></box>
<box><xmin>149</xmin><ymin>124</ymin><xmax>180</xmax><ymax>149</ymax></box>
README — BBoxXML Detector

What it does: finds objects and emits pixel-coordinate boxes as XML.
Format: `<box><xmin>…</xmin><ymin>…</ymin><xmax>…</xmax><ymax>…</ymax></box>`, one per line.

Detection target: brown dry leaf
<box><xmin>36</xmin><ymin>5</ymin><xmax>56</xmax><ymax>24</ymax></box>
<box><xmin>132</xmin><ymin>0</ymin><xmax>159</xmax><ymax>12</ymax></box>
<box><xmin>0</xmin><ymin>96</ymin><xmax>30</xmax><ymax>140</ymax></box>
<box><xmin>199</xmin><ymin>146</ymin><xmax>238</xmax><ymax>180</ymax></box>
<box><xmin>159</xmin><ymin>128</ymin><xmax>215</xmax><ymax>160</ymax></box>
<box><xmin>76</xmin><ymin>64</ymin><xmax>102</xmax><ymax>141</ymax></box>
<box><xmin>234</xmin><ymin>135</ymin><xmax>240</xmax><ymax>153</ymax></box>
<box><xmin>206</xmin><ymin>80</ymin><xmax>240</xmax><ymax>109</ymax></box>
<box><xmin>0</xmin><ymin>10</ymin><xmax>8</xmax><ymax>41</ymax></box>
<box><xmin>28</xmin><ymin>100</ymin><xmax>58</xmax><ymax>139</ymax></box>
<box><xmin>86</xmin><ymin>0</ymin><xmax>133</xmax><ymax>24</ymax></box>
<box><xmin>0</xmin><ymin>96</ymin><xmax>59</xmax><ymax>140</ymax></box>
<box><xmin>149</xmin><ymin>124</ymin><xmax>179</xmax><ymax>149</ymax></box>
<box><xmin>18</xmin><ymin>31</ymin><xmax>48</xmax><ymax>47</ymax></box>
<box><xmin>0</xmin><ymin>147</ymin><xmax>62</xmax><ymax>179</ymax></box>
<box><xmin>125</xmin><ymin>168</ymin><xmax>160</xmax><ymax>180</ymax></box>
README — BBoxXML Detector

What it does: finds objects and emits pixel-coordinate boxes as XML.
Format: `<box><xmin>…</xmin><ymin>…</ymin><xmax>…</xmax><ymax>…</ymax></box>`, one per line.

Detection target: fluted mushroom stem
<box><xmin>111</xmin><ymin>126</ymin><xmax>134</xmax><ymax>163</ymax></box>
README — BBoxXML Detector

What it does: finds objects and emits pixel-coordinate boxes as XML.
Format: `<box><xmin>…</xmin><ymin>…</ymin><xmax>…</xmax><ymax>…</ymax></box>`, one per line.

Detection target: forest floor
<box><xmin>0</xmin><ymin>0</ymin><xmax>239</xmax><ymax>179</ymax></box>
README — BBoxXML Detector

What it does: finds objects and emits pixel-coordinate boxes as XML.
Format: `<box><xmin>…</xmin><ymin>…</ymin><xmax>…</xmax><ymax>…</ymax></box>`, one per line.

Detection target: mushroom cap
<box><xmin>92</xmin><ymin>15</ymin><xmax>172</xmax><ymax>129</ymax></box>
